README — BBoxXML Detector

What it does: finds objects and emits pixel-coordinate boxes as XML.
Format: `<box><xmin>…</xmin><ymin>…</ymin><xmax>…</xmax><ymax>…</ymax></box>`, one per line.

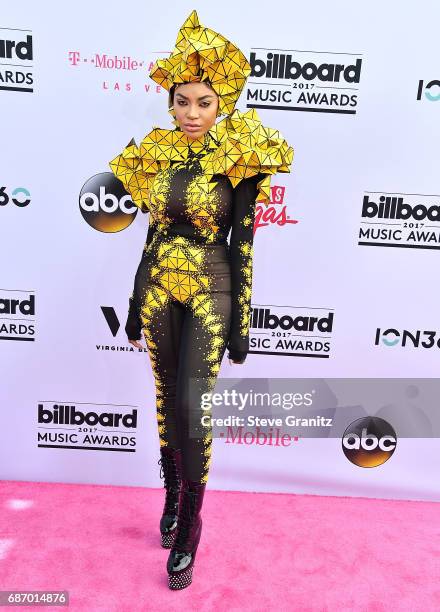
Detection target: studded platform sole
<box><xmin>161</xmin><ymin>530</ymin><xmax>176</xmax><ymax>549</ymax></box>
<box><xmin>168</xmin><ymin>565</ymin><xmax>194</xmax><ymax>590</ymax></box>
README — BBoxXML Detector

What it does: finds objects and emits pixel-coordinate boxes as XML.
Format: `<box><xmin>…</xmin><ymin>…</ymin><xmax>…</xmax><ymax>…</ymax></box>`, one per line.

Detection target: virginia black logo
<box><xmin>0</xmin><ymin>30</ymin><xmax>33</xmax><ymax>92</ymax></box>
<box><xmin>249</xmin><ymin>305</ymin><xmax>333</xmax><ymax>358</ymax></box>
<box><xmin>80</xmin><ymin>173</ymin><xmax>138</xmax><ymax>232</ymax></box>
<box><xmin>101</xmin><ymin>306</ymin><xmax>120</xmax><ymax>336</ymax></box>
<box><xmin>247</xmin><ymin>50</ymin><xmax>362</xmax><ymax>114</ymax></box>
<box><xmin>358</xmin><ymin>192</ymin><xmax>440</xmax><ymax>249</ymax></box>
<box><xmin>0</xmin><ymin>290</ymin><xmax>35</xmax><ymax>341</ymax></box>
<box><xmin>97</xmin><ymin>305</ymin><xmax>147</xmax><ymax>352</ymax></box>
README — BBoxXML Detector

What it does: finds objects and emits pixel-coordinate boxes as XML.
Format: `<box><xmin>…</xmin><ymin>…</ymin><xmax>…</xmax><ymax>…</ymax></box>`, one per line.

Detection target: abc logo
<box><xmin>342</xmin><ymin>417</ymin><xmax>397</xmax><ymax>467</ymax></box>
<box><xmin>79</xmin><ymin>173</ymin><xmax>137</xmax><ymax>233</ymax></box>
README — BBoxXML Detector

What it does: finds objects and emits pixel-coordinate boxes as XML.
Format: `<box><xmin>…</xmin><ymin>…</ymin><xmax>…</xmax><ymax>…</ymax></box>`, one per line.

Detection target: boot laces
<box><xmin>158</xmin><ymin>456</ymin><xmax>181</xmax><ymax>514</ymax></box>
<box><xmin>158</xmin><ymin>456</ymin><xmax>180</xmax><ymax>485</ymax></box>
<box><xmin>157</xmin><ymin>457</ymin><xmax>166</xmax><ymax>480</ymax></box>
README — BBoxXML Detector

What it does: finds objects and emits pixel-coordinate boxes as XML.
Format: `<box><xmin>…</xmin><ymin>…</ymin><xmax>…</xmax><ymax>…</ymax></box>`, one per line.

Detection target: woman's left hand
<box><xmin>129</xmin><ymin>339</ymin><xmax>144</xmax><ymax>349</ymax></box>
<box><xmin>228</xmin><ymin>358</ymin><xmax>244</xmax><ymax>365</ymax></box>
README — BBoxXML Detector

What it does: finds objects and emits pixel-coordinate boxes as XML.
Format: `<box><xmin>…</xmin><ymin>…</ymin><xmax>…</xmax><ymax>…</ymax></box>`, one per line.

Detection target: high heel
<box><xmin>166</xmin><ymin>479</ymin><xmax>206</xmax><ymax>590</ymax></box>
<box><xmin>157</xmin><ymin>446</ymin><xmax>182</xmax><ymax>548</ymax></box>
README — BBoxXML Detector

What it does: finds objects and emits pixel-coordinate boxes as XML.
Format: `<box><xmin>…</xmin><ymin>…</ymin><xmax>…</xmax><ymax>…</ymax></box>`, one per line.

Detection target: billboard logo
<box><xmin>249</xmin><ymin>305</ymin><xmax>333</xmax><ymax>358</ymax></box>
<box><xmin>0</xmin><ymin>290</ymin><xmax>35</xmax><ymax>341</ymax></box>
<box><xmin>358</xmin><ymin>192</ymin><xmax>440</xmax><ymax>250</ymax></box>
<box><xmin>37</xmin><ymin>402</ymin><xmax>139</xmax><ymax>452</ymax></box>
<box><xmin>0</xmin><ymin>30</ymin><xmax>33</xmax><ymax>92</ymax></box>
<box><xmin>247</xmin><ymin>50</ymin><xmax>362</xmax><ymax>114</ymax></box>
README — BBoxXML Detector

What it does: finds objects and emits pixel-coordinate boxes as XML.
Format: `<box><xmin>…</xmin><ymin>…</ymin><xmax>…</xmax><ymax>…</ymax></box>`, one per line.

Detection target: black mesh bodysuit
<box><xmin>121</xmin><ymin>140</ymin><xmax>263</xmax><ymax>484</ymax></box>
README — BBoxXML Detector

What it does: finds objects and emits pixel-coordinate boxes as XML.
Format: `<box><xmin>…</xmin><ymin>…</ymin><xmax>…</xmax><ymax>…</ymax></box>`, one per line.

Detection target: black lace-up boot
<box><xmin>157</xmin><ymin>447</ymin><xmax>183</xmax><ymax>548</ymax></box>
<box><xmin>166</xmin><ymin>478</ymin><xmax>206</xmax><ymax>589</ymax></box>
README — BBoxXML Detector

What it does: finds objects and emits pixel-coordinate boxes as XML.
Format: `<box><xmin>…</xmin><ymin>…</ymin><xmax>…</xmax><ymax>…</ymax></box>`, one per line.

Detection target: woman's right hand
<box><xmin>129</xmin><ymin>339</ymin><xmax>144</xmax><ymax>349</ymax></box>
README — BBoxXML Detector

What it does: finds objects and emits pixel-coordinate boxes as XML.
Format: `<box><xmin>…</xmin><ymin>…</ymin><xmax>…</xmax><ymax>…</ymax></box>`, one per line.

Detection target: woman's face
<box><xmin>172</xmin><ymin>81</ymin><xmax>219</xmax><ymax>140</ymax></box>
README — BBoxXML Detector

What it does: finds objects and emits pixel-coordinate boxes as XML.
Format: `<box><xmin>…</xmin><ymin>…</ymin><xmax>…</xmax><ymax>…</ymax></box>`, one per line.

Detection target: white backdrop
<box><xmin>1</xmin><ymin>0</ymin><xmax>440</xmax><ymax>501</ymax></box>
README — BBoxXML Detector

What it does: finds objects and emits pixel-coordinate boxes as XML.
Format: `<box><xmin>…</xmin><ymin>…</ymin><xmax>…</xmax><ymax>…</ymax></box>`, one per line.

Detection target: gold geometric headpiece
<box><xmin>149</xmin><ymin>9</ymin><xmax>251</xmax><ymax>116</ymax></box>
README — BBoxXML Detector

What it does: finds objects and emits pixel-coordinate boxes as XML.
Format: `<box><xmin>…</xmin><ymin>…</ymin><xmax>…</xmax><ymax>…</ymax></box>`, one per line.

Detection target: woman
<box><xmin>109</xmin><ymin>10</ymin><xmax>293</xmax><ymax>590</ymax></box>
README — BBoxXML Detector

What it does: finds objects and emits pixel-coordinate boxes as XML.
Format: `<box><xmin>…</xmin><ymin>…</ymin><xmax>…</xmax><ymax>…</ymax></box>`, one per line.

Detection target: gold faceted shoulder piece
<box><xmin>204</xmin><ymin>108</ymin><xmax>294</xmax><ymax>204</ymax></box>
<box><xmin>109</xmin><ymin>138</ymin><xmax>152</xmax><ymax>212</ymax></box>
<box><xmin>109</xmin><ymin>128</ymin><xmax>215</xmax><ymax>211</ymax></box>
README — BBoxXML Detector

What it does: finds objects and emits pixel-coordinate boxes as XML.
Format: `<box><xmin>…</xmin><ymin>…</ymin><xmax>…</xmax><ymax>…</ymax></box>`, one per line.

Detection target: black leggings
<box><xmin>133</xmin><ymin>232</ymin><xmax>232</xmax><ymax>484</ymax></box>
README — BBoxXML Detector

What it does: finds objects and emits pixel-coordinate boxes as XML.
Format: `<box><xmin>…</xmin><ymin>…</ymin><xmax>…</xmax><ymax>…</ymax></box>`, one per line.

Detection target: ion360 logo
<box><xmin>0</xmin><ymin>186</ymin><xmax>31</xmax><ymax>207</ymax></box>
<box><xmin>79</xmin><ymin>173</ymin><xmax>138</xmax><ymax>232</ymax></box>
<box><xmin>375</xmin><ymin>328</ymin><xmax>440</xmax><ymax>349</ymax></box>
<box><xmin>417</xmin><ymin>79</ymin><xmax>440</xmax><ymax>102</ymax></box>
<box><xmin>342</xmin><ymin>417</ymin><xmax>397</xmax><ymax>467</ymax></box>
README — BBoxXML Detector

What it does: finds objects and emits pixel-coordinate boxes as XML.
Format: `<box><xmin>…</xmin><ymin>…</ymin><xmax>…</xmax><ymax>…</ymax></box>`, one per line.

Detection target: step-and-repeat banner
<box><xmin>1</xmin><ymin>1</ymin><xmax>439</xmax><ymax>501</ymax></box>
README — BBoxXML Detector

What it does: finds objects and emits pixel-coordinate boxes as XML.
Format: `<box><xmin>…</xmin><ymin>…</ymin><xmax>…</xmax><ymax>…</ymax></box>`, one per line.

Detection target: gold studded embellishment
<box><xmin>149</xmin><ymin>9</ymin><xmax>251</xmax><ymax>117</ymax></box>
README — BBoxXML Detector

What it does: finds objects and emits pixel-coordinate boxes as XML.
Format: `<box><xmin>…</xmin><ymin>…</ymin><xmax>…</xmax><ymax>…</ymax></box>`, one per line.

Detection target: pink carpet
<box><xmin>0</xmin><ymin>480</ymin><xmax>439</xmax><ymax>611</ymax></box>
